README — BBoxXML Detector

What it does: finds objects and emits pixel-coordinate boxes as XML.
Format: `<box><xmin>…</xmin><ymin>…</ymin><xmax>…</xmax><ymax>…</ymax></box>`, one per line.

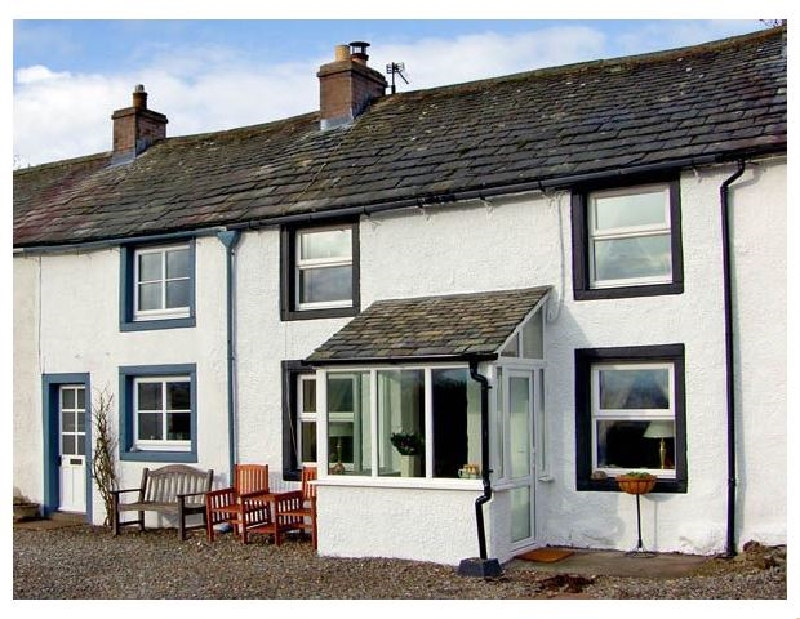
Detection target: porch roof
<box><xmin>305</xmin><ymin>286</ymin><xmax>550</xmax><ymax>365</ymax></box>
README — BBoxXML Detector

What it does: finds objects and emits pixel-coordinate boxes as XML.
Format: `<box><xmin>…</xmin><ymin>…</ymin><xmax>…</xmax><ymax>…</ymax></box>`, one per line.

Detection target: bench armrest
<box><xmin>110</xmin><ymin>488</ymin><xmax>140</xmax><ymax>497</ymax></box>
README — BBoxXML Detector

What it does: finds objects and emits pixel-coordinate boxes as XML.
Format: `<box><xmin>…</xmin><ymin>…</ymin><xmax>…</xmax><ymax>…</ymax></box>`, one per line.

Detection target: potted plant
<box><xmin>390</xmin><ymin>431</ymin><xmax>424</xmax><ymax>477</ymax></box>
<box><xmin>615</xmin><ymin>471</ymin><xmax>657</xmax><ymax>495</ymax></box>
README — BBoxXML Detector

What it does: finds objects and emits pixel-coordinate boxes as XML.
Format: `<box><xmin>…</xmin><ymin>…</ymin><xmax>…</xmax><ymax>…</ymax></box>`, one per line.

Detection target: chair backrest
<box><xmin>301</xmin><ymin>466</ymin><xmax>317</xmax><ymax>500</ymax></box>
<box><xmin>235</xmin><ymin>464</ymin><xmax>269</xmax><ymax>495</ymax></box>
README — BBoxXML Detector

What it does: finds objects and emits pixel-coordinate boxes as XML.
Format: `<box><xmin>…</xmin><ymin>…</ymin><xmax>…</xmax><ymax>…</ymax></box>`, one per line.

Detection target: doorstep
<box><xmin>506</xmin><ymin>547</ymin><xmax>710</xmax><ymax>579</ymax></box>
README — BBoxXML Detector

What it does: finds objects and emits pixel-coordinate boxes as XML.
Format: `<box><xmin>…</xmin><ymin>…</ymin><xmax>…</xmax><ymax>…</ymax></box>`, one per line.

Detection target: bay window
<box><xmin>324</xmin><ymin>367</ymin><xmax>481</xmax><ymax>479</ymax></box>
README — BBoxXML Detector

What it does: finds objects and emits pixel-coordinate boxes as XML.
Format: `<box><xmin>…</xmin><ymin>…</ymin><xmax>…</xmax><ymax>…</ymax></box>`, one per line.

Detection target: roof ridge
<box><xmin>377</xmin><ymin>25</ymin><xmax>785</xmax><ymax>102</ymax></box>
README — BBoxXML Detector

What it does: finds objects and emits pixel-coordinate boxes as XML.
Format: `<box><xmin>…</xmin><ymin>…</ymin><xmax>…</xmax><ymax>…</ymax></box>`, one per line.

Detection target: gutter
<box><xmin>15</xmin><ymin>147</ymin><xmax>781</xmax><ymax>254</ymax></box>
<box><xmin>14</xmin><ymin>227</ymin><xmax>225</xmax><ymax>257</ymax></box>
<box><xmin>222</xmin><ymin>150</ymin><xmax>778</xmax><ymax>234</ymax></box>
<box><xmin>303</xmin><ymin>353</ymin><xmax>498</xmax><ymax>368</ymax></box>
<box><xmin>720</xmin><ymin>160</ymin><xmax>747</xmax><ymax>558</ymax></box>
<box><xmin>457</xmin><ymin>360</ymin><xmax>501</xmax><ymax>577</ymax></box>
<box><xmin>217</xmin><ymin>230</ymin><xmax>242</xmax><ymax>481</ymax></box>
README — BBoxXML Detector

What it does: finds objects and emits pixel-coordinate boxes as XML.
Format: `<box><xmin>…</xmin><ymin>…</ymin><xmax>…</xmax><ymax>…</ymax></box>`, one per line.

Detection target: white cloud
<box><xmin>12</xmin><ymin>20</ymin><xmax>763</xmax><ymax>167</ymax></box>
<box><xmin>15</xmin><ymin>65</ymin><xmax>72</xmax><ymax>85</ymax></box>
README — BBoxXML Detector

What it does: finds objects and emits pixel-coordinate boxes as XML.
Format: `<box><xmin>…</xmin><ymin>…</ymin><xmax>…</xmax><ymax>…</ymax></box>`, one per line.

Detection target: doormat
<box><xmin>515</xmin><ymin>548</ymin><xmax>575</xmax><ymax>563</ymax></box>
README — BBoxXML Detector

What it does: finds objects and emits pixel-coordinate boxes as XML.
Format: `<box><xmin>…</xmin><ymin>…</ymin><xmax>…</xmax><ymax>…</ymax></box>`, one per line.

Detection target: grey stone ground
<box><xmin>12</xmin><ymin>525</ymin><xmax>787</xmax><ymax>600</ymax></box>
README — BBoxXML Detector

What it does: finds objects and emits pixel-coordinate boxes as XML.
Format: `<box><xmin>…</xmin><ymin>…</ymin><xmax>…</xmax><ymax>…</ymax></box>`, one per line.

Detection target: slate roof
<box><xmin>14</xmin><ymin>26</ymin><xmax>786</xmax><ymax>249</ymax></box>
<box><xmin>305</xmin><ymin>287</ymin><xmax>550</xmax><ymax>364</ymax></box>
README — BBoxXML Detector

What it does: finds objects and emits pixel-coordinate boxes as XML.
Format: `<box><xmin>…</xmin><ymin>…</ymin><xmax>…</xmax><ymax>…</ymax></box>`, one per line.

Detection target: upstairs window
<box><xmin>572</xmin><ymin>178</ymin><xmax>683</xmax><ymax>300</ymax></box>
<box><xmin>135</xmin><ymin>245</ymin><xmax>191</xmax><ymax>319</ymax></box>
<box><xmin>120</xmin><ymin>240</ymin><xmax>196</xmax><ymax>331</ymax></box>
<box><xmin>280</xmin><ymin>222</ymin><xmax>360</xmax><ymax>321</ymax></box>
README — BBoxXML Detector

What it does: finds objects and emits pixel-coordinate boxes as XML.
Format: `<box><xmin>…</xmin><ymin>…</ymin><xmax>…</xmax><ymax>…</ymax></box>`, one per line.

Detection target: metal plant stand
<box><xmin>626</xmin><ymin>493</ymin><xmax>656</xmax><ymax>557</ymax></box>
<box><xmin>616</xmin><ymin>474</ymin><xmax>657</xmax><ymax>557</ymax></box>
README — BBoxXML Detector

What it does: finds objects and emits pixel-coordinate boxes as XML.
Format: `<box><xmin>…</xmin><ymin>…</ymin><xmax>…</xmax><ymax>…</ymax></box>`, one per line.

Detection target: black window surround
<box><xmin>571</xmin><ymin>174</ymin><xmax>684</xmax><ymax>301</ymax></box>
<box><xmin>119</xmin><ymin>239</ymin><xmax>196</xmax><ymax>331</ymax></box>
<box><xmin>279</xmin><ymin>220</ymin><xmax>360</xmax><ymax>321</ymax></box>
<box><xmin>282</xmin><ymin>360</ymin><xmax>315</xmax><ymax>481</ymax></box>
<box><xmin>574</xmin><ymin>343</ymin><xmax>687</xmax><ymax>494</ymax></box>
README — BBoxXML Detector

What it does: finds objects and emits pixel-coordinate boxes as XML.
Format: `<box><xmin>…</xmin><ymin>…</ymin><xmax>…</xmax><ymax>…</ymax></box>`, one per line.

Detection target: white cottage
<box><xmin>13</xmin><ymin>26</ymin><xmax>787</xmax><ymax>569</ymax></box>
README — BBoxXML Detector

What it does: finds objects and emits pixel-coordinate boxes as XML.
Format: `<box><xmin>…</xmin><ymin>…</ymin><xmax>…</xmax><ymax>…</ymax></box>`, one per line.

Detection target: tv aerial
<box><xmin>386</xmin><ymin>61</ymin><xmax>409</xmax><ymax>94</ymax></box>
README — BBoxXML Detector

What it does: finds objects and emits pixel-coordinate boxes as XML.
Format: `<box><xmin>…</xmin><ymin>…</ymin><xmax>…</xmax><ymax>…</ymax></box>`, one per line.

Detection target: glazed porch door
<box><xmin>505</xmin><ymin>369</ymin><xmax>535</xmax><ymax>546</ymax></box>
<box><xmin>58</xmin><ymin>385</ymin><xmax>87</xmax><ymax>513</ymax></box>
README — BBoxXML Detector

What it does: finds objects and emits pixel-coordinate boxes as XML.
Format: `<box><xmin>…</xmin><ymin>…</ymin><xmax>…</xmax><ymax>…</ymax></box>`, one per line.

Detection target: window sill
<box><xmin>573</xmin><ymin>281</ymin><xmax>683</xmax><ymax>301</ymax></box>
<box><xmin>315</xmin><ymin>476</ymin><xmax>484</xmax><ymax>491</ymax></box>
<box><xmin>577</xmin><ymin>476</ymin><xmax>686</xmax><ymax>494</ymax></box>
<box><xmin>120</xmin><ymin>316</ymin><xmax>196</xmax><ymax>332</ymax></box>
<box><xmin>281</xmin><ymin>306</ymin><xmax>359</xmax><ymax>322</ymax></box>
<box><xmin>120</xmin><ymin>449</ymin><xmax>197</xmax><ymax>463</ymax></box>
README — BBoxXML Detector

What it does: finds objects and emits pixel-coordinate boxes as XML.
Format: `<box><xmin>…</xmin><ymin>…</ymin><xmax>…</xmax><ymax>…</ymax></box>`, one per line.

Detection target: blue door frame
<box><xmin>42</xmin><ymin>373</ymin><xmax>92</xmax><ymax>522</ymax></box>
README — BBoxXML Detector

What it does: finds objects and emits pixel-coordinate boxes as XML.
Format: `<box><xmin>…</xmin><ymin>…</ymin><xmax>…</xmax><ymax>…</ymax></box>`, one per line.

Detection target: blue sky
<box><xmin>10</xmin><ymin>9</ymin><xmax>785</xmax><ymax>167</ymax></box>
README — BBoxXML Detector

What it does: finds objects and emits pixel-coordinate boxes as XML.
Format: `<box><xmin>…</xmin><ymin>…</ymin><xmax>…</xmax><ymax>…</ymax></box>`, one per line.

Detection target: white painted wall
<box><xmin>729</xmin><ymin>158</ymin><xmax>787</xmax><ymax>546</ymax></box>
<box><xmin>13</xmin><ymin>156</ymin><xmax>785</xmax><ymax>563</ymax></box>
<box><xmin>12</xmin><ymin>237</ymin><xmax>231</xmax><ymax>525</ymax></box>
<box><xmin>13</xmin><ymin>258</ymin><xmax>42</xmax><ymax>502</ymax></box>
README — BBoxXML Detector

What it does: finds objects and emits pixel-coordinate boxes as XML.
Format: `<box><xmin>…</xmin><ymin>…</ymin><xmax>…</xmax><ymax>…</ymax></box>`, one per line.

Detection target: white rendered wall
<box><xmin>13</xmin><ymin>258</ymin><xmax>42</xmax><ymax>502</ymax></box>
<box><xmin>729</xmin><ymin>158</ymin><xmax>787</xmax><ymax>546</ymax></box>
<box><xmin>14</xmin><ymin>157</ymin><xmax>785</xmax><ymax>561</ymax></box>
<box><xmin>269</xmin><ymin>159</ymin><xmax>784</xmax><ymax>564</ymax></box>
<box><xmin>12</xmin><ymin>237</ymin><xmax>231</xmax><ymax>525</ymax></box>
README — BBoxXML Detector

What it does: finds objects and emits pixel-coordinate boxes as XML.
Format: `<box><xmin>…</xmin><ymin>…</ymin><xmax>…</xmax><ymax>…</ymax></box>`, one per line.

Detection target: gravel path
<box><xmin>12</xmin><ymin>525</ymin><xmax>786</xmax><ymax>600</ymax></box>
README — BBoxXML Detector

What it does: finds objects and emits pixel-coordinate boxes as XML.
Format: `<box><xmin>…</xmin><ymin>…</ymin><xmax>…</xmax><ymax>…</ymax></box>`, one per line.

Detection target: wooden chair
<box><xmin>278</xmin><ymin>466</ymin><xmax>317</xmax><ymax>549</ymax></box>
<box><xmin>204</xmin><ymin>464</ymin><xmax>270</xmax><ymax>542</ymax></box>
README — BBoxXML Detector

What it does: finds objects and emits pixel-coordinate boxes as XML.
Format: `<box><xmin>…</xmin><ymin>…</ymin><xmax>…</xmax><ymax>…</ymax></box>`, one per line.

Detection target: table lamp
<box><xmin>644</xmin><ymin>420</ymin><xmax>675</xmax><ymax>469</ymax></box>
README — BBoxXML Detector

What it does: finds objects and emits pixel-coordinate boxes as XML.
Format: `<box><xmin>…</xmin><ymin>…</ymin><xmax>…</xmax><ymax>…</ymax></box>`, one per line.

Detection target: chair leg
<box><xmin>311</xmin><ymin>515</ymin><xmax>317</xmax><ymax>550</ymax></box>
<box><xmin>206</xmin><ymin>512</ymin><xmax>215</xmax><ymax>543</ymax></box>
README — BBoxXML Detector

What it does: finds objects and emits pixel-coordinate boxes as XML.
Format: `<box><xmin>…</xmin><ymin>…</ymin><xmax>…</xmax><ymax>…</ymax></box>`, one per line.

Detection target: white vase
<box><xmin>399</xmin><ymin>454</ymin><xmax>421</xmax><ymax>477</ymax></box>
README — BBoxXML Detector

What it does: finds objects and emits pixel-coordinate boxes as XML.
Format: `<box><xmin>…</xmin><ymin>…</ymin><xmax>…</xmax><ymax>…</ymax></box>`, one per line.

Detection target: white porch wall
<box><xmin>12</xmin><ymin>237</ymin><xmax>231</xmax><ymax>525</ymax></box>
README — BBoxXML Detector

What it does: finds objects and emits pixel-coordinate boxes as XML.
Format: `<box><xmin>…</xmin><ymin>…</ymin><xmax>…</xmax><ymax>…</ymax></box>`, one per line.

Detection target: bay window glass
<box><xmin>327</xmin><ymin>372</ymin><xmax>370</xmax><ymax>475</ymax></box>
<box><xmin>432</xmin><ymin>369</ymin><xmax>481</xmax><ymax>478</ymax></box>
<box><xmin>378</xmin><ymin>370</ymin><xmax>425</xmax><ymax>477</ymax></box>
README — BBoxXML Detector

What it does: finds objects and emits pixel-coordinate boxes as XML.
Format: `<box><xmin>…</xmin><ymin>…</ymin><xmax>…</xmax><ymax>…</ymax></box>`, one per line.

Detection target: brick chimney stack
<box><xmin>317</xmin><ymin>41</ymin><xmax>387</xmax><ymax>130</ymax></box>
<box><xmin>111</xmin><ymin>84</ymin><xmax>168</xmax><ymax>163</ymax></box>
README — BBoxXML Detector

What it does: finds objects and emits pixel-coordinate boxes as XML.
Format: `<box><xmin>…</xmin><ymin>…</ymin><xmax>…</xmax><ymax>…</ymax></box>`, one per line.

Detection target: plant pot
<box><xmin>13</xmin><ymin>502</ymin><xmax>40</xmax><ymax>522</ymax></box>
<box><xmin>399</xmin><ymin>454</ymin><xmax>422</xmax><ymax>477</ymax></box>
<box><xmin>615</xmin><ymin>475</ymin><xmax>656</xmax><ymax>495</ymax></box>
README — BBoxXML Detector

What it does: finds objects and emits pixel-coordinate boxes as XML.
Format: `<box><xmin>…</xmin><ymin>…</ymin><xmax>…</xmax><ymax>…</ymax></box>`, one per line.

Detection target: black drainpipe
<box><xmin>217</xmin><ymin>230</ymin><xmax>242</xmax><ymax>482</ymax></box>
<box><xmin>457</xmin><ymin>360</ymin><xmax>502</xmax><ymax>577</ymax></box>
<box><xmin>720</xmin><ymin>160</ymin><xmax>746</xmax><ymax>558</ymax></box>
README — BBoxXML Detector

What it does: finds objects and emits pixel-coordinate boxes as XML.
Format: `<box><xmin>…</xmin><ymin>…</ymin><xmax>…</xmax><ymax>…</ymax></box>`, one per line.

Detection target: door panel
<box><xmin>59</xmin><ymin>385</ymin><xmax>86</xmax><ymax>513</ymax></box>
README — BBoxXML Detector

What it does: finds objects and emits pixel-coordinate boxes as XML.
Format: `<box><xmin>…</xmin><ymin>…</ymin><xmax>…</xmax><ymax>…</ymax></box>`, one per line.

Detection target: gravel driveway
<box><xmin>12</xmin><ymin>525</ymin><xmax>787</xmax><ymax>600</ymax></box>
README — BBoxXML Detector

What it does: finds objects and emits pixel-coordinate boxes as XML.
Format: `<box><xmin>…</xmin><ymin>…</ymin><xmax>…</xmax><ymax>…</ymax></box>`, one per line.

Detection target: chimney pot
<box><xmin>334</xmin><ymin>44</ymin><xmax>350</xmax><ymax>62</ymax></box>
<box><xmin>349</xmin><ymin>41</ymin><xmax>370</xmax><ymax>64</ymax></box>
<box><xmin>132</xmin><ymin>84</ymin><xmax>147</xmax><ymax>111</ymax></box>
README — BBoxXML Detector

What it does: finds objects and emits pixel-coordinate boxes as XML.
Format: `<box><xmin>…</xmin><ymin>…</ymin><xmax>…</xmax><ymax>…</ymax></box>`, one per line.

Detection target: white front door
<box><xmin>59</xmin><ymin>385</ymin><xmax>86</xmax><ymax>513</ymax></box>
<box><xmin>505</xmin><ymin>369</ymin><xmax>535</xmax><ymax>547</ymax></box>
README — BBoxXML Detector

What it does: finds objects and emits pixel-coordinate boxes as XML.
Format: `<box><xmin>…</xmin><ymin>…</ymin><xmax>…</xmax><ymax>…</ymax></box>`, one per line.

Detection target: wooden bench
<box><xmin>111</xmin><ymin>464</ymin><xmax>214</xmax><ymax>540</ymax></box>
